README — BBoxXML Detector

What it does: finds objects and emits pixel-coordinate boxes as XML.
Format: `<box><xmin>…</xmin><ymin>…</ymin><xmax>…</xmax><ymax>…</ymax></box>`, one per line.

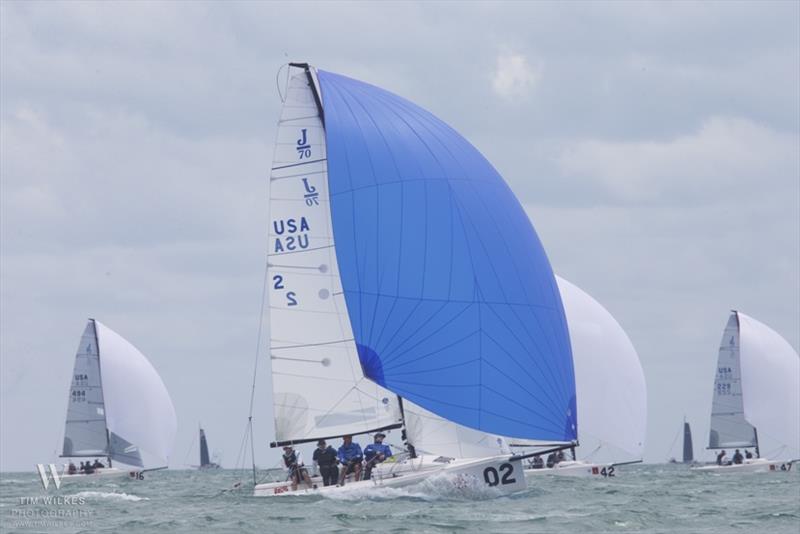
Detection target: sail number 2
<box><xmin>483</xmin><ymin>463</ymin><xmax>516</xmax><ymax>486</ymax></box>
<box><xmin>273</xmin><ymin>275</ymin><xmax>298</xmax><ymax>307</ymax></box>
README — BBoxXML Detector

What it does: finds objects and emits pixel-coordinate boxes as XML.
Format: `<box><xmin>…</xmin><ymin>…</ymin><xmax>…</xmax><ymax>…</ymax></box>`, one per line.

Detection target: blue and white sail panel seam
<box><xmin>318</xmin><ymin>69</ymin><xmax>577</xmax><ymax>442</ymax></box>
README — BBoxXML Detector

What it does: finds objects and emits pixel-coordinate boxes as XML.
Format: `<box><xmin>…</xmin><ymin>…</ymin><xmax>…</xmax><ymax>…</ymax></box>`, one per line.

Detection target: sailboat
<box><xmin>59</xmin><ymin>319</ymin><xmax>177</xmax><ymax>480</ymax></box>
<box><xmin>198</xmin><ymin>427</ymin><xmax>220</xmax><ymax>469</ymax></box>
<box><xmin>691</xmin><ymin>311</ymin><xmax>799</xmax><ymax>473</ymax></box>
<box><xmin>668</xmin><ymin>419</ymin><xmax>694</xmax><ymax>464</ymax></box>
<box><xmin>683</xmin><ymin>420</ymin><xmax>694</xmax><ymax>464</ymax></box>
<box><xmin>399</xmin><ymin>276</ymin><xmax>647</xmax><ymax>478</ymax></box>
<box><xmin>523</xmin><ymin>276</ymin><xmax>647</xmax><ymax>477</ymax></box>
<box><xmin>253</xmin><ymin>63</ymin><xmax>578</xmax><ymax>497</ymax></box>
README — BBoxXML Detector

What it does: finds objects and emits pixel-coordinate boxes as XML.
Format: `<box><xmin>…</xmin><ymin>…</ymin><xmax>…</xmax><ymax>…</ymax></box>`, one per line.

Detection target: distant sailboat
<box><xmin>692</xmin><ymin>311</ymin><xmax>799</xmax><ymax>473</ymax></box>
<box><xmin>683</xmin><ymin>420</ymin><xmax>694</xmax><ymax>464</ymax></box>
<box><xmin>523</xmin><ymin>276</ymin><xmax>646</xmax><ymax>477</ymax></box>
<box><xmin>60</xmin><ymin>319</ymin><xmax>177</xmax><ymax>480</ymax></box>
<box><xmin>198</xmin><ymin>427</ymin><xmax>220</xmax><ymax>469</ymax></box>
<box><xmin>252</xmin><ymin>63</ymin><xmax>577</xmax><ymax>497</ymax></box>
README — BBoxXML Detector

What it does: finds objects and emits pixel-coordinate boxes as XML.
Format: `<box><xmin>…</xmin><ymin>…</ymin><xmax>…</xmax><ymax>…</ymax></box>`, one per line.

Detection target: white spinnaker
<box><xmin>95</xmin><ymin>321</ymin><xmax>177</xmax><ymax>468</ymax></box>
<box><xmin>62</xmin><ymin>320</ymin><xmax>109</xmax><ymax>457</ymax></box>
<box><xmin>267</xmin><ymin>70</ymin><xmax>401</xmax><ymax>445</ymax></box>
<box><xmin>738</xmin><ymin>312</ymin><xmax>800</xmax><ymax>458</ymax></box>
<box><xmin>556</xmin><ymin>276</ymin><xmax>646</xmax><ymax>460</ymax></box>
<box><xmin>709</xmin><ymin>312</ymin><xmax>757</xmax><ymax>449</ymax></box>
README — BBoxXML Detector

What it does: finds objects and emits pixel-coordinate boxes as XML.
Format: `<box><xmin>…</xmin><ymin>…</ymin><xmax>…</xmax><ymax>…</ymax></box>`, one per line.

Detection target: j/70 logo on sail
<box><xmin>36</xmin><ymin>464</ymin><xmax>64</xmax><ymax>490</ymax></box>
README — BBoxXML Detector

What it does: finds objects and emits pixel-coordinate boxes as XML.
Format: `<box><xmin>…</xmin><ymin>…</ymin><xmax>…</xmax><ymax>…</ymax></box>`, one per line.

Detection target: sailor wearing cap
<box><xmin>363</xmin><ymin>432</ymin><xmax>393</xmax><ymax>480</ymax></box>
<box><xmin>282</xmin><ymin>444</ymin><xmax>313</xmax><ymax>491</ymax></box>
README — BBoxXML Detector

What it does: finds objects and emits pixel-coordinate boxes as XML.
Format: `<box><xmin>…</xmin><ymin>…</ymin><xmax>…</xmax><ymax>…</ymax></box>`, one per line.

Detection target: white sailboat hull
<box><xmin>58</xmin><ymin>467</ymin><xmax>136</xmax><ymax>482</ymax></box>
<box><xmin>254</xmin><ymin>455</ymin><xmax>527</xmax><ymax>497</ymax></box>
<box><xmin>524</xmin><ymin>460</ymin><xmax>617</xmax><ymax>478</ymax></box>
<box><xmin>690</xmin><ymin>458</ymin><xmax>795</xmax><ymax>474</ymax></box>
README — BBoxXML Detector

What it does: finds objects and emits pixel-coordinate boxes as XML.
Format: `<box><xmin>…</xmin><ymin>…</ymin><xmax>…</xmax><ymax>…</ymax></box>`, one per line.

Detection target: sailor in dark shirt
<box><xmin>312</xmin><ymin>439</ymin><xmax>339</xmax><ymax>486</ymax></box>
<box><xmin>732</xmin><ymin>449</ymin><xmax>743</xmax><ymax>464</ymax></box>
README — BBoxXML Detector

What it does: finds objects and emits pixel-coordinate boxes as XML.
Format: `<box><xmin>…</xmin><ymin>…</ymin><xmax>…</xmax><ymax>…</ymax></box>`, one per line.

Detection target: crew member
<box><xmin>337</xmin><ymin>435</ymin><xmax>363</xmax><ymax>486</ymax></box>
<box><xmin>313</xmin><ymin>439</ymin><xmax>339</xmax><ymax>486</ymax></box>
<box><xmin>363</xmin><ymin>433</ymin><xmax>392</xmax><ymax>480</ymax></box>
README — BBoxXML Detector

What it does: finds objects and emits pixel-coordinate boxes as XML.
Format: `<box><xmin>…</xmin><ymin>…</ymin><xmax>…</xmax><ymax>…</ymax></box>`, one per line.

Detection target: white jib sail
<box><xmin>738</xmin><ymin>312</ymin><xmax>800</xmax><ymax>458</ymax></box>
<box><xmin>95</xmin><ymin>321</ymin><xmax>177</xmax><ymax>468</ymax></box>
<box><xmin>557</xmin><ymin>276</ymin><xmax>647</xmax><ymax>461</ymax></box>
<box><xmin>63</xmin><ymin>320</ymin><xmax>109</xmax><ymax>457</ymax></box>
<box><xmin>267</xmin><ymin>69</ymin><xmax>401</xmax><ymax>445</ymax></box>
<box><xmin>709</xmin><ymin>312</ymin><xmax>757</xmax><ymax>449</ymax></box>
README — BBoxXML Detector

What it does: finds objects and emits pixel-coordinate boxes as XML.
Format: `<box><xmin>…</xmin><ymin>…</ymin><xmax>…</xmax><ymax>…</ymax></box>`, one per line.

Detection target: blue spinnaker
<box><xmin>317</xmin><ymin>70</ymin><xmax>577</xmax><ymax>442</ymax></box>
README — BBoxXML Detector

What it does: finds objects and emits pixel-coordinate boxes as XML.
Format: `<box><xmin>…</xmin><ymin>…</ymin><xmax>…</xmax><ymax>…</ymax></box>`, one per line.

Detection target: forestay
<box><xmin>709</xmin><ymin>312</ymin><xmax>757</xmax><ymax>449</ymax></box>
<box><xmin>268</xmin><ymin>69</ymin><xmax>402</xmax><ymax>446</ymax></box>
<box><xmin>317</xmin><ymin>69</ymin><xmax>577</xmax><ymax>443</ymax></box>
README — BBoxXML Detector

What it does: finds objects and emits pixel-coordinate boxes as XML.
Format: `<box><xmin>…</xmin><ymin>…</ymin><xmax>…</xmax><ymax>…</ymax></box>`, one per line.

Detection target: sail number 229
<box><xmin>483</xmin><ymin>463</ymin><xmax>516</xmax><ymax>486</ymax></box>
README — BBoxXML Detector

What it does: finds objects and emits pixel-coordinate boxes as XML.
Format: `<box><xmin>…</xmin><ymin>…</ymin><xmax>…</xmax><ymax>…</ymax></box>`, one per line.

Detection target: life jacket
<box><xmin>283</xmin><ymin>450</ymin><xmax>297</xmax><ymax>467</ymax></box>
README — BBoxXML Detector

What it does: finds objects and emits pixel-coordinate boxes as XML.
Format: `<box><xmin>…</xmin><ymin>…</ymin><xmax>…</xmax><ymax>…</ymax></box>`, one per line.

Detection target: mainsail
<box><xmin>708</xmin><ymin>312</ymin><xmax>757</xmax><ymax>449</ymax></box>
<box><xmin>63</xmin><ymin>320</ymin><xmax>109</xmax><ymax>457</ymax></box>
<box><xmin>266</xmin><ymin>64</ymin><xmax>577</xmax><ymax>448</ymax></box>
<box><xmin>62</xmin><ymin>319</ymin><xmax>177</xmax><ymax>468</ymax></box>
<box><xmin>268</xmin><ymin>68</ymin><xmax>402</xmax><ymax>447</ymax></box>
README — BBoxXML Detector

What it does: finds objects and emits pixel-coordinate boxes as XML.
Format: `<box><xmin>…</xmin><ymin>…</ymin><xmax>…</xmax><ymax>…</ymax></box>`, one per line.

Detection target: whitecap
<box><xmin>70</xmin><ymin>491</ymin><xmax>149</xmax><ymax>502</ymax></box>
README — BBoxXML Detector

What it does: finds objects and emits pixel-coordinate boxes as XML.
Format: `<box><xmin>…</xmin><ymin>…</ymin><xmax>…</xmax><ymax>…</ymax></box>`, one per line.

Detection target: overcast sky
<box><xmin>2</xmin><ymin>1</ymin><xmax>798</xmax><ymax>471</ymax></box>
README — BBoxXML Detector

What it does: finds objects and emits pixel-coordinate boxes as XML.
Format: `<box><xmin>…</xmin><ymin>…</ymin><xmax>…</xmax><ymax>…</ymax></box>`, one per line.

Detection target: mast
<box><xmin>754</xmin><ymin>428</ymin><xmax>760</xmax><ymax>458</ymax></box>
<box><xmin>288</xmin><ymin>62</ymin><xmax>324</xmax><ymax>126</ymax></box>
<box><xmin>91</xmin><ymin>319</ymin><xmax>113</xmax><ymax>467</ymax></box>
<box><xmin>397</xmin><ymin>396</ymin><xmax>416</xmax><ymax>458</ymax></box>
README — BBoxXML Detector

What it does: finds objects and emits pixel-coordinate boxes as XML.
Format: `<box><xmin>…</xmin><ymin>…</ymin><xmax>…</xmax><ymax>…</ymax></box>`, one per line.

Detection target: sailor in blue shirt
<box><xmin>363</xmin><ymin>432</ymin><xmax>392</xmax><ymax>480</ymax></box>
<box><xmin>337</xmin><ymin>435</ymin><xmax>363</xmax><ymax>485</ymax></box>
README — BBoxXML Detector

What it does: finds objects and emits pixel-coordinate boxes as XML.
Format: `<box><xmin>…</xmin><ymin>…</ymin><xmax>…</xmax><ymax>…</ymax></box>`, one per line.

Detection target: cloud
<box><xmin>491</xmin><ymin>51</ymin><xmax>540</xmax><ymax>100</ymax></box>
<box><xmin>555</xmin><ymin>117</ymin><xmax>799</xmax><ymax>205</ymax></box>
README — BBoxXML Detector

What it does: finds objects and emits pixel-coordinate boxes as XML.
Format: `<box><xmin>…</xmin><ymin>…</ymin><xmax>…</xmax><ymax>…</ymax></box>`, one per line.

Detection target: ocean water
<box><xmin>1</xmin><ymin>464</ymin><xmax>798</xmax><ymax>533</ymax></box>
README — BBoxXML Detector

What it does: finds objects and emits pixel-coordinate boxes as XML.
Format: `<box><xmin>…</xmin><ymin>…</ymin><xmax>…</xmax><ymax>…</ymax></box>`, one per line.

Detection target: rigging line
<box><xmin>276</xmin><ymin>63</ymin><xmax>288</xmax><ymax>103</ymax></box>
<box><xmin>244</xmin><ymin>247</ymin><xmax>271</xmax><ymax>486</ymax></box>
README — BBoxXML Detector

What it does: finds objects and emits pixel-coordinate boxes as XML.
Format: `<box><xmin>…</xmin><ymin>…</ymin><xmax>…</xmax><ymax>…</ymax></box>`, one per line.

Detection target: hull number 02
<box><xmin>483</xmin><ymin>463</ymin><xmax>516</xmax><ymax>486</ymax></box>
